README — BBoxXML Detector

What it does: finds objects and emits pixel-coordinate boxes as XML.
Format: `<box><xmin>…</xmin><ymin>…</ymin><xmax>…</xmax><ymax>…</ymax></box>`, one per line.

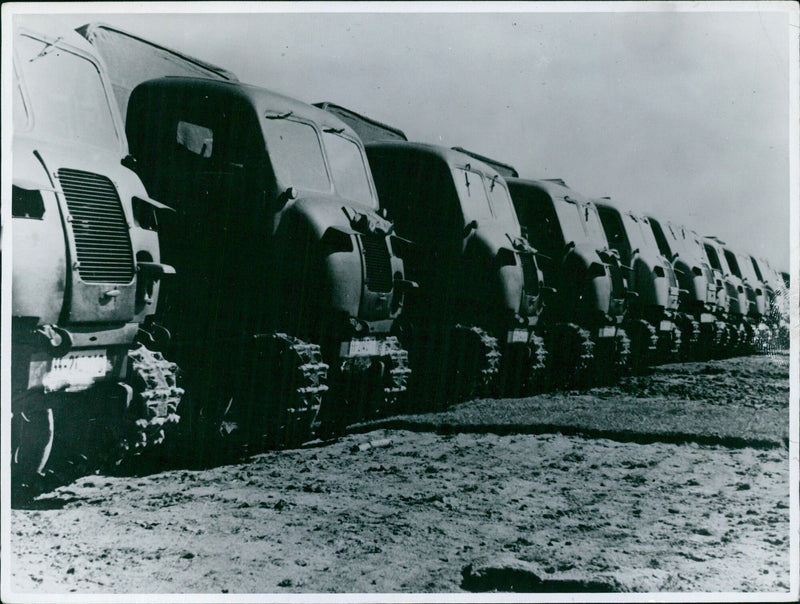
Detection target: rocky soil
<box><xmin>5</xmin><ymin>353</ymin><xmax>793</xmax><ymax>597</ymax></box>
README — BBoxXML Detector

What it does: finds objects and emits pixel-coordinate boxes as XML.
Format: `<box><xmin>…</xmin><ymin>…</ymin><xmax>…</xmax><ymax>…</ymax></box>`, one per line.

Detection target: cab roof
<box><xmin>366</xmin><ymin>140</ymin><xmax>504</xmax><ymax>180</ymax></box>
<box><xmin>506</xmin><ymin>177</ymin><xmax>594</xmax><ymax>206</ymax></box>
<box><xmin>131</xmin><ymin>76</ymin><xmax>359</xmax><ymax>140</ymax></box>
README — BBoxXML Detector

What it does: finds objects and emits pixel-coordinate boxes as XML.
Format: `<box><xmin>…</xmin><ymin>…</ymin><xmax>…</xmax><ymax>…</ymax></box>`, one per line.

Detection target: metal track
<box><xmin>380</xmin><ymin>336</ymin><xmax>411</xmax><ymax>414</ymax></box>
<box><xmin>268</xmin><ymin>333</ymin><xmax>329</xmax><ymax>448</ymax></box>
<box><xmin>614</xmin><ymin>329</ymin><xmax>631</xmax><ymax>373</ymax></box>
<box><xmin>123</xmin><ymin>344</ymin><xmax>184</xmax><ymax>455</ymax></box>
<box><xmin>526</xmin><ymin>334</ymin><xmax>548</xmax><ymax>391</ymax></box>
<box><xmin>453</xmin><ymin>324</ymin><xmax>501</xmax><ymax>399</ymax></box>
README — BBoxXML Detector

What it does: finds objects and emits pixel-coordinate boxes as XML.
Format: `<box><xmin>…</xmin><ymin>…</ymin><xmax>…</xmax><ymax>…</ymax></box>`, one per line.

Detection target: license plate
<box><xmin>598</xmin><ymin>326</ymin><xmax>616</xmax><ymax>338</ymax></box>
<box><xmin>29</xmin><ymin>349</ymin><xmax>110</xmax><ymax>392</ymax></box>
<box><xmin>507</xmin><ymin>328</ymin><xmax>529</xmax><ymax>344</ymax></box>
<box><xmin>340</xmin><ymin>338</ymin><xmax>380</xmax><ymax>358</ymax></box>
<box><xmin>659</xmin><ymin>320</ymin><xmax>673</xmax><ymax>332</ymax></box>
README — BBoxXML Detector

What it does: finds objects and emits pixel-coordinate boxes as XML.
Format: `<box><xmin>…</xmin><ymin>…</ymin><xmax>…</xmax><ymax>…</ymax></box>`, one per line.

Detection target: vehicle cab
<box><xmin>595</xmin><ymin>200</ymin><xmax>681</xmax><ymax>360</ymax></box>
<box><xmin>724</xmin><ymin>247</ymin><xmax>767</xmax><ymax>321</ymax></box>
<box><xmin>507</xmin><ymin>179</ymin><xmax>627</xmax><ymax>333</ymax></box>
<box><xmin>365</xmin><ymin>143</ymin><xmax>540</xmax><ymax>338</ymax></box>
<box><xmin>701</xmin><ymin>237</ymin><xmax>750</xmax><ymax>351</ymax></box>
<box><xmin>126</xmin><ymin>77</ymin><xmax>404</xmax><ymax>347</ymax></box>
<box><xmin>11</xmin><ymin>21</ymin><xmax>168</xmax><ymax>397</ymax></box>
<box><xmin>10</xmin><ymin>19</ymin><xmax>176</xmax><ymax>485</ymax></box>
<box><xmin>646</xmin><ymin>218</ymin><xmax>722</xmax><ymax>356</ymax></box>
<box><xmin>365</xmin><ymin>142</ymin><xmax>545</xmax><ymax>395</ymax></box>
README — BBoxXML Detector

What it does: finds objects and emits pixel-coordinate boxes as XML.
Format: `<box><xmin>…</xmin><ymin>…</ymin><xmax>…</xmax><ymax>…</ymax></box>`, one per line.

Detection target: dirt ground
<box><xmin>5</xmin><ymin>353</ymin><xmax>793</xmax><ymax>597</ymax></box>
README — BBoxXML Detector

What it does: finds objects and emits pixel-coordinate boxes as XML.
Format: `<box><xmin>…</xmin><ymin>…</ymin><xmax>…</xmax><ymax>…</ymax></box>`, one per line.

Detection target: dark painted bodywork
<box><xmin>125</xmin><ymin>77</ymin><xmax>404</xmax><ymax>369</ymax></box>
<box><xmin>364</xmin><ymin>142</ymin><xmax>541</xmax><ymax>341</ymax></box>
<box><xmin>506</xmin><ymin>178</ymin><xmax>627</xmax><ymax>334</ymax></box>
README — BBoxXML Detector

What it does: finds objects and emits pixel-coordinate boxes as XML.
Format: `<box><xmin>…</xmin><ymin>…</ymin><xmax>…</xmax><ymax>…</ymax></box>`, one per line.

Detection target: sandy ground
<box><xmin>5</xmin><ymin>354</ymin><xmax>793</xmax><ymax>597</ymax></box>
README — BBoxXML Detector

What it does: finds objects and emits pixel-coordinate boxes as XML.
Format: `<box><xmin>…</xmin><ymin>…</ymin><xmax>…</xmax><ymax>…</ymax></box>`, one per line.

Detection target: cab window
<box><xmin>597</xmin><ymin>207</ymin><xmax>632</xmax><ymax>263</ymax></box>
<box><xmin>177</xmin><ymin>121</ymin><xmax>213</xmax><ymax>158</ymax></box>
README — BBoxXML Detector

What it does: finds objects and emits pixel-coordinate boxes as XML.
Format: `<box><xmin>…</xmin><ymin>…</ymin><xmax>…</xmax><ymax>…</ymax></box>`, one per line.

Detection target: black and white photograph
<box><xmin>1</xmin><ymin>2</ymin><xmax>798</xmax><ymax>601</ymax></box>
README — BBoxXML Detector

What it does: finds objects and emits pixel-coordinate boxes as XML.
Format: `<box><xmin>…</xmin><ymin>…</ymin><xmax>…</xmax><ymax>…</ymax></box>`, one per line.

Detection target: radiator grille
<box><xmin>361</xmin><ymin>234</ymin><xmax>393</xmax><ymax>293</ymax></box>
<box><xmin>519</xmin><ymin>252</ymin><xmax>539</xmax><ymax>296</ymax></box>
<box><xmin>58</xmin><ymin>168</ymin><xmax>135</xmax><ymax>284</ymax></box>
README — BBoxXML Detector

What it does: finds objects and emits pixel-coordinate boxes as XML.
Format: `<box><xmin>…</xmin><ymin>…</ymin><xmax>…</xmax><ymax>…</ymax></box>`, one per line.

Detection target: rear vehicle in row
<box><xmin>752</xmin><ymin>256</ymin><xmax>790</xmax><ymax>349</ymax></box>
<box><xmin>595</xmin><ymin>200</ymin><xmax>682</xmax><ymax>367</ymax></box>
<box><xmin>10</xmin><ymin>19</ymin><xmax>182</xmax><ymax>493</ymax></box>
<box><xmin>506</xmin><ymin>178</ymin><xmax>630</xmax><ymax>384</ymax></box>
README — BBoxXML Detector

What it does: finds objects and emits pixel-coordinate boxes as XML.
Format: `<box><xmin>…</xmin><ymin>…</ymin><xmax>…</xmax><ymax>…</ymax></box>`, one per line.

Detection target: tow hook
<box><xmin>35</xmin><ymin>324</ymin><xmax>72</xmax><ymax>353</ymax></box>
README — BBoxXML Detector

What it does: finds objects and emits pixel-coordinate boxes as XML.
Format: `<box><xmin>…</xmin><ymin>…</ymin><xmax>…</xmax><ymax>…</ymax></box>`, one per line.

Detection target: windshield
<box><xmin>322</xmin><ymin>131</ymin><xmax>376</xmax><ymax>208</ymax></box>
<box><xmin>16</xmin><ymin>34</ymin><xmax>119</xmax><ymax>151</ymax></box>
<box><xmin>736</xmin><ymin>252</ymin><xmax>760</xmax><ymax>283</ymax></box>
<box><xmin>452</xmin><ymin>168</ymin><xmax>493</xmax><ymax>223</ymax></box>
<box><xmin>750</xmin><ymin>257</ymin><xmax>765</xmax><ymax>282</ymax></box>
<box><xmin>486</xmin><ymin>177</ymin><xmax>518</xmax><ymax>229</ymax></box>
<box><xmin>263</xmin><ymin>119</ymin><xmax>330</xmax><ymax>194</ymax></box>
<box><xmin>553</xmin><ymin>198</ymin><xmax>586</xmax><ymax>246</ymax></box>
<box><xmin>621</xmin><ymin>213</ymin><xmax>649</xmax><ymax>255</ymax></box>
<box><xmin>637</xmin><ymin>217</ymin><xmax>663</xmax><ymax>255</ymax></box>
<box><xmin>583</xmin><ymin>204</ymin><xmax>608</xmax><ymax>248</ymax></box>
<box><xmin>723</xmin><ymin>249</ymin><xmax>742</xmax><ymax>278</ymax></box>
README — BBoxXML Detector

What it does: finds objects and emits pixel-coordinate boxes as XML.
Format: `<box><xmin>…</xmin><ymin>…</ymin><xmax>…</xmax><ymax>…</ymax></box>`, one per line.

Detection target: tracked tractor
<box><xmin>364</xmin><ymin>142</ymin><xmax>547</xmax><ymax>403</ymax></box>
<box><xmin>9</xmin><ymin>20</ymin><xmax>182</xmax><ymax>494</ymax></box>
<box><xmin>700</xmin><ymin>237</ymin><xmax>750</xmax><ymax>356</ymax></box>
<box><xmin>506</xmin><ymin>179</ymin><xmax>630</xmax><ymax>385</ymax></box>
<box><xmin>595</xmin><ymin>200</ymin><xmax>682</xmax><ymax>368</ymax></box>
<box><xmin>723</xmin><ymin>246</ymin><xmax>770</xmax><ymax>352</ymax></box>
<box><xmin>646</xmin><ymin>218</ymin><xmax>722</xmax><ymax>359</ymax></box>
<box><xmin>752</xmin><ymin>256</ymin><xmax>790</xmax><ymax>350</ymax></box>
<box><xmin>124</xmin><ymin>78</ymin><xmax>409</xmax><ymax>451</ymax></box>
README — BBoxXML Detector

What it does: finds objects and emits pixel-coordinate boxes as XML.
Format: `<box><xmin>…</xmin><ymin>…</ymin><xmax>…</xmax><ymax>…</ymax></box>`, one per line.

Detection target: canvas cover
<box><xmin>76</xmin><ymin>23</ymin><xmax>237</xmax><ymax>120</ymax></box>
<box><xmin>314</xmin><ymin>102</ymin><xmax>408</xmax><ymax>144</ymax></box>
<box><xmin>450</xmin><ymin>146</ymin><xmax>519</xmax><ymax>178</ymax></box>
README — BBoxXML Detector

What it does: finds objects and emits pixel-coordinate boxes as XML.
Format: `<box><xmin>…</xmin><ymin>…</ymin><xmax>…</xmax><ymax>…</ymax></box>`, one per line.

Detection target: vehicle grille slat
<box><xmin>58</xmin><ymin>168</ymin><xmax>135</xmax><ymax>284</ymax></box>
<box><xmin>360</xmin><ymin>234</ymin><xmax>393</xmax><ymax>293</ymax></box>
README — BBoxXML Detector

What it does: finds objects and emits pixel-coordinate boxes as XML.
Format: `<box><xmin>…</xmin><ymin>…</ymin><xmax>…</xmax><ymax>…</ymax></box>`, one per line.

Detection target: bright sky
<box><xmin>12</xmin><ymin>3</ymin><xmax>798</xmax><ymax>270</ymax></box>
